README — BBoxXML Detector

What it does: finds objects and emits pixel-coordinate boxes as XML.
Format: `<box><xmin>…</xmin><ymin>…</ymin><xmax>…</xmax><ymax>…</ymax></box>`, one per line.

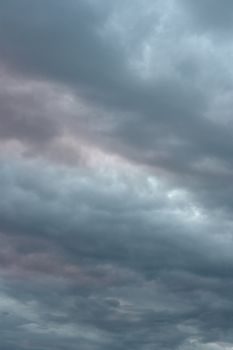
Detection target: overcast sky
<box><xmin>1</xmin><ymin>1</ymin><xmax>233</xmax><ymax>349</ymax></box>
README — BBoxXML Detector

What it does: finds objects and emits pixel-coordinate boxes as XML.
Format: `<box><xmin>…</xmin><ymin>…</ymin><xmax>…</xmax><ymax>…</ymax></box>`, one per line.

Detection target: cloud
<box><xmin>181</xmin><ymin>0</ymin><xmax>233</xmax><ymax>35</ymax></box>
<box><xmin>0</xmin><ymin>158</ymin><xmax>233</xmax><ymax>349</ymax></box>
<box><xmin>1</xmin><ymin>0</ymin><xmax>233</xmax><ymax>349</ymax></box>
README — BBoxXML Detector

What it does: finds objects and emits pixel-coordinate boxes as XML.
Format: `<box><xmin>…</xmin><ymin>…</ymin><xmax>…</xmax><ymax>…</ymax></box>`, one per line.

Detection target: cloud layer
<box><xmin>1</xmin><ymin>1</ymin><xmax>233</xmax><ymax>349</ymax></box>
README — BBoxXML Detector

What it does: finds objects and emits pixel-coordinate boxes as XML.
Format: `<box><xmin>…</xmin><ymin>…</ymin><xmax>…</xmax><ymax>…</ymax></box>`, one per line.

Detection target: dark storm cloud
<box><xmin>1</xmin><ymin>0</ymin><xmax>233</xmax><ymax>211</ymax></box>
<box><xmin>0</xmin><ymin>0</ymin><xmax>127</xmax><ymax>91</ymax></box>
<box><xmin>0</xmin><ymin>159</ymin><xmax>233</xmax><ymax>349</ymax></box>
<box><xmin>1</xmin><ymin>1</ymin><xmax>233</xmax><ymax>349</ymax></box>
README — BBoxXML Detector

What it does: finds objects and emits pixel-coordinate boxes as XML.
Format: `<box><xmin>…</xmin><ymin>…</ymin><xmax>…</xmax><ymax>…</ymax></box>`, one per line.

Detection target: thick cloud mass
<box><xmin>1</xmin><ymin>1</ymin><xmax>233</xmax><ymax>349</ymax></box>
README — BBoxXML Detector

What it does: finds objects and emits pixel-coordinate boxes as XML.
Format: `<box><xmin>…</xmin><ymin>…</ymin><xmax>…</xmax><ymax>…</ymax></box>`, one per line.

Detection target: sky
<box><xmin>1</xmin><ymin>1</ymin><xmax>233</xmax><ymax>349</ymax></box>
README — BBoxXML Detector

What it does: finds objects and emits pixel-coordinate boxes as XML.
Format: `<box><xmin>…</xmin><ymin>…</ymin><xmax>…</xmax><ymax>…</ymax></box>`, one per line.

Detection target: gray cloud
<box><xmin>182</xmin><ymin>0</ymin><xmax>233</xmax><ymax>35</ymax></box>
<box><xmin>0</xmin><ymin>0</ymin><xmax>232</xmax><ymax>205</ymax></box>
<box><xmin>1</xmin><ymin>1</ymin><xmax>233</xmax><ymax>349</ymax></box>
<box><xmin>0</xmin><ymin>159</ymin><xmax>233</xmax><ymax>349</ymax></box>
